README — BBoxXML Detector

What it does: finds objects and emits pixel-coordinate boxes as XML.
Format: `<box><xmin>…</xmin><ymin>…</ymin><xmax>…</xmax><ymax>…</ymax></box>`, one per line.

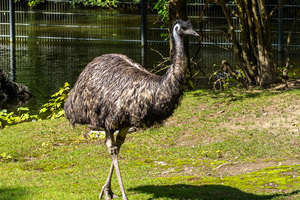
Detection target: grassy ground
<box><xmin>0</xmin><ymin>89</ymin><xmax>300</xmax><ymax>200</ymax></box>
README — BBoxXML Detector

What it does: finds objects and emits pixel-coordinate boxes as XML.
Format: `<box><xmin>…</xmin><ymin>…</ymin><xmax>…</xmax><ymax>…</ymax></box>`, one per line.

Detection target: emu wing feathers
<box><xmin>64</xmin><ymin>54</ymin><xmax>182</xmax><ymax>130</ymax></box>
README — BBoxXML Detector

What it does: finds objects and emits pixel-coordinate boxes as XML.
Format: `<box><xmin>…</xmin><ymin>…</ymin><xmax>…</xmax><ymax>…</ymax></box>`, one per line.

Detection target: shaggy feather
<box><xmin>64</xmin><ymin>20</ymin><xmax>198</xmax><ymax>131</ymax></box>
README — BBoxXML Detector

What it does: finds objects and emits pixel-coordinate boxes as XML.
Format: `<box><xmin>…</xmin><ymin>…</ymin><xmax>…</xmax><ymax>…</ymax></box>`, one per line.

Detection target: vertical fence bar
<box><xmin>141</xmin><ymin>0</ymin><xmax>147</xmax><ymax>47</ymax></box>
<box><xmin>10</xmin><ymin>42</ymin><xmax>16</xmax><ymax>81</ymax></box>
<box><xmin>9</xmin><ymin>0</ymin><xmax>15</xmax><ymax>43</ymax></box>
<box><xmin>278</xmin><ymin>0</ymin><xmax>283</xmax><ymax>52</ymax></box>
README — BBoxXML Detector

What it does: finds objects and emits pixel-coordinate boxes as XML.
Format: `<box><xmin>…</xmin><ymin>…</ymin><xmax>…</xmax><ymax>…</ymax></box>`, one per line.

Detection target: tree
<box><xmin>167</xmin><ymin>0</ymin><xmax>188</xmax><ymax>35</ymax></box>
<box><xmin>158</xmin><ymin>0</ymin><xmax>286</xmax><ymax>88</ymax></box>
<box><xmin>213</xmin><ymin>0</ymin><xmax>280</xmax><ymax>87</ymax></box>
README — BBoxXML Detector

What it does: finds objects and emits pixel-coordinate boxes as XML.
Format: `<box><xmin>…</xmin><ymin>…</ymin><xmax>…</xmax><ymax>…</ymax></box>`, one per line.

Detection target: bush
<box><xmin>0</xmin><ymin>82</ymin><xmax>70</xmax><ymax>129</ymax></box>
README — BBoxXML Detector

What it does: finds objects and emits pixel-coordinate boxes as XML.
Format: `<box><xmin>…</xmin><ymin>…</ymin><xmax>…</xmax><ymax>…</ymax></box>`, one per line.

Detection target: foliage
<box><xmin>39</xmin><ymin>82</ymin><xmax>70</xmax><ymax>119</ymax></box>
<box><xmin>28</xmin><ymin>0</ymin><xmax>41</xmax><ymax>8</ymax></box>
<box><xmin>0</xmin><ymin>107</ymin><xmax>38</xmax><ymax>129</ymax></box>
<box><xmin>154</xmin><ymin>0</ymin><xmax>168</xmax><ymax>23</ymax></box>
<box><xmin>210</xmin><ymin>65</ymin><xmax>246</xmax><ymax>91</ymax></box>
<box><xmin>153</xmin><ymin>0</ymin><xmax>169</xmax><ymax>39</ymax></box>
<box><xmin>0</xmin><ymin>82</ymin><xmax>70</xmax><ymax>129</ymax></box>
<box><xmin>72</xmin><ymin>0</ymin><xmax>118</xmax><ymax>7</ymax></box>
<box><xmin>27</xmin><ymin>0</ymin><xmax>139</xmax><ymax>8</ymax></box>
<box><xmin>278</xmin><ymin>64</ymin><xmax>300</xmax><ymax>79</ymax></box>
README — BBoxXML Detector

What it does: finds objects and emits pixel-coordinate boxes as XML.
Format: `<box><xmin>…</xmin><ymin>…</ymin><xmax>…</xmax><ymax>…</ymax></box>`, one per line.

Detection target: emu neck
<box><xmin>172</xmin><ymin>30</ymin><xmax>186</xmax><ymax>64</ymax></box>
<box><xmin>166</xmin><ymin>29</ymin><xmax>187</xmax><ymax>84</ymax></box>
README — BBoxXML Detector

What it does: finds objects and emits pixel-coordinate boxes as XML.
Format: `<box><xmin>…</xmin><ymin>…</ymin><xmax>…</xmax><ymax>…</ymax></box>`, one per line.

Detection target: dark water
<box><xmin>0</xmin><ymin>40</ymin><xmax>235</xmax><ymax>114</ymax></box>
<box><xmin>0</xmin><ymin>40</ymin><xmax>299</xmax><ymax>115</ymax></box>
<box><xmin>1</xmin><ymin>2</ymin><xmax>299</xmax><ymax>115</ymax></box>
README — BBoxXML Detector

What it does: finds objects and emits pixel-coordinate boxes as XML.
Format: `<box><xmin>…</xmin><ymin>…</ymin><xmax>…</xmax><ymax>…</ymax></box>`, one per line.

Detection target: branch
<box><xmin>243</xmin><ymin>0</ymin><xmax>259</xmax><ymax>61</ymax></box>
<box><xmin>283</xmin><ymin>8</ymin><xmax>300</xmax><ymax>79</ymax></box>
<box><xmin>150</xmin><ymin>48</ymin><xmax>168</xmax><ymax>61</ymax></box>
<box><xmin>219</xmin><ymin>0</ymin><xmax>244</xmax><ymax>68</ymax></box>
<box><xmin>269</xmin><ymin>0</ymin><xmax>287</xmax><ymax>17</ymax></box>
<box><xmin>150</xmin><ymin>48</ymin><xmax>171</xmax><ymax>74</ymax></box>
<box><xmin>191</xmin><ymin>58</ymin><xmax>214</xmax><ymax>88</ymax></box>
<box><xmin>191</xmin><ymin>0</ymin><xmax>210</xmax><ymax>60</ymax></box>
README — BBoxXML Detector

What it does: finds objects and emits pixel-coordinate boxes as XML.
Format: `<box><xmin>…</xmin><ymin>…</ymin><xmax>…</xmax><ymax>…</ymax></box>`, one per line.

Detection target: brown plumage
<box><xmin>64</xmin><ymin>19</ymin><xmax>199</xmax><ymax>200</ymax></box>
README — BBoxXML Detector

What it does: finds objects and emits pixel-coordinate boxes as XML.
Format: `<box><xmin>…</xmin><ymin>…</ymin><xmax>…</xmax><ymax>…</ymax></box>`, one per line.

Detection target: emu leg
<box><xmin>114</xmin><ymin>128</ymin><xmax>129</xmax><ymax>200</ymax></box>
<box><xmin>101</xmin><ymin>128</ymin><xmax>129</xmax><ymax>200</ymax></box>
<box><xmin>110</xmin><ymin>146</ymin><xmax>128</xmax><ymax>200</ymax></box>
<box><xmin>99</xmin><ymin>162</ymin><xmax>119</xmax><ymax>200</ymax></box>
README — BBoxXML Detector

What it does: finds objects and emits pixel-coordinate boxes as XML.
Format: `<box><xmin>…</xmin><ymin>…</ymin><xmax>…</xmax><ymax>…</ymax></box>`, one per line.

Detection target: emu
<box><xmin>64</xmin><ymin>19</ymin><xmax>199</xmax><ymax>200</ymax></box>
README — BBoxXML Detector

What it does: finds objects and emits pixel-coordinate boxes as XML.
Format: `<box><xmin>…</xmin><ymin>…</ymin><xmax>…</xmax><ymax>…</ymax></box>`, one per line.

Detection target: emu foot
<box><xmin>99</xmin><ymin>184</ymin><xmax>119</xmax><ymax>200</ymax></box>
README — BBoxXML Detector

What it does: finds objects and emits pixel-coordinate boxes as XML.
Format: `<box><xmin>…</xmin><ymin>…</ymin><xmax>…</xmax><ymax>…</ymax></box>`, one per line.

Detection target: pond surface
<box><xmin>0</xmin><ymin>40</ymin><xmax>299</xmax><ymax>115</ymax></box>
<box><xmin>1</xmin><ymin>1</ymin><xmax>300</xmax><ymax>116</ymax></box>
<box><xmin>0</xmin><ymin>40</ymin><xmax>237</xmax><ymax>115</ymax></box>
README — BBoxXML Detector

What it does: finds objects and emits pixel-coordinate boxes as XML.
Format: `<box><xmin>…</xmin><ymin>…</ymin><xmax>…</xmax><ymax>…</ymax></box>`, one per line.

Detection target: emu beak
<box><xmin>187</xmin><ymin>29</ymin><xmax>199</xmax><ymax>37</ymax></box>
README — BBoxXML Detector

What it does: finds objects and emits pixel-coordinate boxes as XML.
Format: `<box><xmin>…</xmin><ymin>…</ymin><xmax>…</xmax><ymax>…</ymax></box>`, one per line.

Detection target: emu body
<box><xmin>64</xmin><ymin>19</ymin><xmax>199</xmax><ymax>200</ymax></box>
<box><xmin>65</xmin><ymin>54</ymin><xmax>183</xmax><ymax>130</ymax></box>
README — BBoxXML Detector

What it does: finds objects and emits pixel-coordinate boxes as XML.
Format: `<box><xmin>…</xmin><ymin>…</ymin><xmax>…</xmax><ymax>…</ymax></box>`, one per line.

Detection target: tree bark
<box><xmin>168</xmin><ymin>0</ymin><xmax>188</xmax><ymax>33</ymax></box>
<box><xmin>283</xmin><ymin>8</ymin><xmax>300</xmax><ymax>80</ymax></box>
<box><xmin>217</xmin><ymin>0</ymin><xmax>277</xmax><ymax>87</ymax></box>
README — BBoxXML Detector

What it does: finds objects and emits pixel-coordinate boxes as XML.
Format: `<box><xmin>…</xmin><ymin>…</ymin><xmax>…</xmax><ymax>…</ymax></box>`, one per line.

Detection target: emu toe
<box><xmin>99</xmin><ymin>184</ymin><xmax>119</xmax><ymax>200</ymax></box>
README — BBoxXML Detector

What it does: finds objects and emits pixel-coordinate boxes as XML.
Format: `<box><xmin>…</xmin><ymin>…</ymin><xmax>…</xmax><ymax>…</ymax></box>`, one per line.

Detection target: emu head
<box><xmin>173</xmin><ymin>19</ymin><xmax>199</xmax><ymax>37</ymax></box>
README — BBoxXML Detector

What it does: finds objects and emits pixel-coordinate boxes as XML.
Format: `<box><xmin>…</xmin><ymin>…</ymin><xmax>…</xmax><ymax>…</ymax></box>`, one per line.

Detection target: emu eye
<box><xmin>181</xmin><ymin>27</ymin><xmax>187</xmax><ymax>31</ymax></box>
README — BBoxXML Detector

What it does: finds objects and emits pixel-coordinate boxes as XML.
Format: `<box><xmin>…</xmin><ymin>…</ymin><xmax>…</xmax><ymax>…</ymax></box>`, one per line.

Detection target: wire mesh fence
<box><xmin>0</xmin><ymin>0</ymin><xmax>299</xmax><ymax>48</ymax></box>
<box><xmin>187</xmin><ymin>0</ymin><xmax>300</xmax><ymax>49</ymax></box>
<box><xmin>0</xmin><ymin>0</ymin><xmax>299</xmax><ymax>112</ymax></box>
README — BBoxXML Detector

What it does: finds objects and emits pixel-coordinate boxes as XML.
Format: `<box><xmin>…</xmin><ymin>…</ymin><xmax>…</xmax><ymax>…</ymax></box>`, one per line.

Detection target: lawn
<box><xmin>0</xmin><ymin>89</ymin><xmax>300</xmax><ymax>199</ymax></box>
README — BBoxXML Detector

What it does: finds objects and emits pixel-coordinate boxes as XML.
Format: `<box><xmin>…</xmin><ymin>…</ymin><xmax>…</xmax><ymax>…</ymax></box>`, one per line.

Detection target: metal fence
<box><xmin>0</xmin><ymin>0</ymin><xmax>300</xmax><ymax>48</ymax></box>
<box><xmin>0</xmin><ymin>0</ymin><xmax>167</xmax><ymax>44</ymax></box>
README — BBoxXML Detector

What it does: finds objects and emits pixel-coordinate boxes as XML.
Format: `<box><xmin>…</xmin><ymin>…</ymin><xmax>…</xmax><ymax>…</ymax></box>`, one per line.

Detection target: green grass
<box><xmin>1</xmin><ymin>89</ymin><xmax>300</xmax><ymax>199</ymax></box>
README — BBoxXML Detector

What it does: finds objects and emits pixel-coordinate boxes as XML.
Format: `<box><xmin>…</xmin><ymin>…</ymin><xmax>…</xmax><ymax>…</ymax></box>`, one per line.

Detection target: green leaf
<box><xmin>17</xmin><ymin>107</ymin><xmax>29</xmax><ymax>112</ymax></box>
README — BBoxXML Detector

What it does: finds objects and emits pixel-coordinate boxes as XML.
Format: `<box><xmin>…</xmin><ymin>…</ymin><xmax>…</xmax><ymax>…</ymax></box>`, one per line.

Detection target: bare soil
<box><xmin>213</xmin><ymin>158</ymin><xmax>300</xmax><ymax>177</ymax></box>
<box><xmin>165</xmin><ymin>80</ymin><xmax>300</xmax><ymax>182</ymax></box>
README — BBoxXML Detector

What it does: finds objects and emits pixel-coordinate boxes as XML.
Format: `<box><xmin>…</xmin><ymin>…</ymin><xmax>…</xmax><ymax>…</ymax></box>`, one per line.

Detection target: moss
<box><xmin>148</xmin><ymin>164</ymin><xmax>300</xmax><ymax>194</ymax></box>
<box><xmin>193</xmin><ymin>165</ymin><xmax>300</xmax><ymax>192</ymax></box>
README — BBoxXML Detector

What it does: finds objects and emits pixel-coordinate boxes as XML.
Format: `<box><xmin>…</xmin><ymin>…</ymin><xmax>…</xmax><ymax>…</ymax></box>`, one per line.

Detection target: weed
<box><xmin>0</xmin><ymin>82</ymin><xmax>70</xmax><ymax>129</ymax></box>
<box><xmin>39</xmin><ymin>82</ymin><xmax>70</xmax><ymax>119</ymax></box>
<box><xmin>0</xmin><ymin>152</ymin><xmax>12</xmax><ymax>162</ymax></box>
<box><xmin>0</xmin><ymin>107</ymin><xmax>38</xmax><ymax>128</ymax></box>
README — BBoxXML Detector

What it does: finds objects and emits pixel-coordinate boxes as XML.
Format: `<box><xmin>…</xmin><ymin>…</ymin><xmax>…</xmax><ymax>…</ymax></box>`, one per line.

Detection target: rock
<box><xmin>0</xmin><ymin>69</ymin><xmax>32</xmax><ymax>105</ymax></box>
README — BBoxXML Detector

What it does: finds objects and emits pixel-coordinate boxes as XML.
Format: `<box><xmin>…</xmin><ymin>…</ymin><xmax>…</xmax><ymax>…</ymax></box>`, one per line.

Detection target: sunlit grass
<box><xmin>0</xmin><ymin>89</ymin><xmax>300</xmax><ymax>199</ymax></box>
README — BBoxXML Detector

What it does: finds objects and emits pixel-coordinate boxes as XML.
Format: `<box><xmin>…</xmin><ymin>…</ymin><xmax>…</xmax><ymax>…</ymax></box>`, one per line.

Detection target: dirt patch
<box><xmin>212</xmin><ymin>159</ymin><xmax>300</xmax><ymax>177</ymax></box>
<box><xmin>215</xmin><ymin>89</ymin><xmax>300</xmax><ymax>135</ymax></box>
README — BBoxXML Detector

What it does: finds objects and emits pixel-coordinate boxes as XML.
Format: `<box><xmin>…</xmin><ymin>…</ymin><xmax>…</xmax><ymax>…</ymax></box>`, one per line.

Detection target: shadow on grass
<box><xmin>0</xmin><ymin>187</ymin><xmax>27</xmax><ymax>200</ymax></box>
<box><xmin>130</xmin><ymin>184</ymin><xmax>299</xmax><ymax>200</ymax></box>
<box><xmin>192</xmin><ymin>90</ymin><xmax>264</xmax><ymax>102</ymax></box>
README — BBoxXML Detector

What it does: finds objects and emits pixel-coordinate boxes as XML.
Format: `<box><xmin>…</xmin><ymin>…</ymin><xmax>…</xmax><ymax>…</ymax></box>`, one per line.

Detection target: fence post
<box><xmin>141</xmin><ymin>0</ymin><xmax>147</xmax><ymax>47</ymax></box>
<box><xmin>10</xmin><ymin>43</ymin><xmax>16</xmax><ymax>81</ymax></box>
<box><xmin>278</xmin><ymin>0</ymin><xmax>283</xmax><ymax>52</ymax></box>
<box><xmin>9</xmin><ymin>0</ymin><xmax>16</xmax><ymax>43</ymax></box>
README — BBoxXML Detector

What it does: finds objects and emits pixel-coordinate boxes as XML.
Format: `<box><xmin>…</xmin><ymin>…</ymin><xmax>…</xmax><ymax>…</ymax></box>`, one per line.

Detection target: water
<box><xmin>1</xmin><ymin>39</ymin><xmax>300</xmax><ymax>115</ymax></box>
<box><xmin>1</xmin><ymin>1</ymin><xmax>300</xmax><ymax>119</ymax></box>
<box><xmin>0</xmin><ymin>40</ymin><xmax>234</xmax><ymax>114</ymax></box>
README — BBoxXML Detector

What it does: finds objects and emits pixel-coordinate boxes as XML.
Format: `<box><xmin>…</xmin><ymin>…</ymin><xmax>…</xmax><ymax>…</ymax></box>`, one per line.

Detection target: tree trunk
<box><xmin>168</xmin><ymin>0</ymin><xmax>188</xmax><ymax>33</ymax></box>
<box><xmin>218</xmin><ymin>0</ymin><xmax>277</xmax><ymax>87</ymax></box>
